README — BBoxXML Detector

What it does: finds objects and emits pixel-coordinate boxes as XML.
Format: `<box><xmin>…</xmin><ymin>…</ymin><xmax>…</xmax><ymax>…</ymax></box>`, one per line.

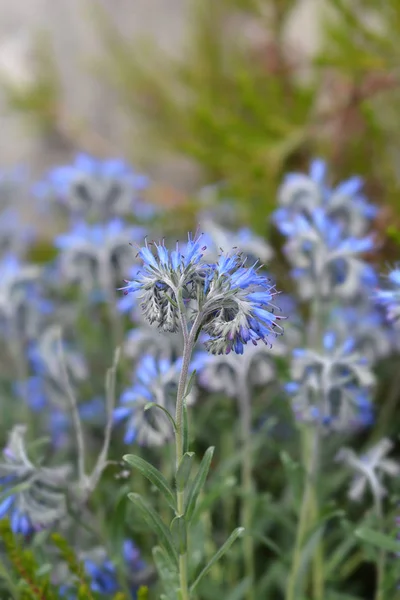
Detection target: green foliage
<box><xmin>0</xmin><ymin>519</ymin><xmax>58</xmax><ymax>600</ymax></box>
<box><xmin>91</xmin><ymin>0</ymin><xmax>400</xmax><ymax>232</ymax></box>
<box><xmin>1</xmin><ymin>33</ymin><xmax>60</xmax><ymax>135</ymax></box>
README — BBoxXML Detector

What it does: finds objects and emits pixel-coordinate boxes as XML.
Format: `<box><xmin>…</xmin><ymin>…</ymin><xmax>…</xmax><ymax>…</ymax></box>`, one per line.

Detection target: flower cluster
<box><xmin>0</xmin><ymin>426</ymin><xmax>70</xmax><ymax>534</ymax></box>
<box><xmin>285</xmin><ymin>330</ymin><xmax>375</xmax><ymax>430</ymax></box>
<box><xmin>114</xmin><ymin>354</ymin><xmax>197</xmax><ymax>445</ymax></box>
<box><xmin>336</xmin><ymin>438</ymin><xmax>400</xmax><ymax>503</ymax></box>
<box><xmin>273</xmin><ymin>160</ymin><xmax>377</xmax><ymax>300</ymax></box>
<box><xmin>55</xmin><ymin>219</ymin><xmax>144</xmax><ymax>295</ymax></box>
<box><xmin>38</xmin><ymin>154</ymin><xmax>151</xmax><ymax>222</ymax></box>
<box><xmin>59</xmin><ymin>540</ymin><xmax>146</xmax><ymax>597</ymax></box>
<box><xmin>275</xmin><ymin>158</ymin><xmax>377</xmax><ymax>236</ymax></box>
<box><xmin>120</xmin><ymin>234</ymin><xmax>207</xmax><ymax>332</ymax></box>
<box><xmin>120</xmin><ymin>235</ymin><xmax>285</xmax><ymax>355</ymax></box>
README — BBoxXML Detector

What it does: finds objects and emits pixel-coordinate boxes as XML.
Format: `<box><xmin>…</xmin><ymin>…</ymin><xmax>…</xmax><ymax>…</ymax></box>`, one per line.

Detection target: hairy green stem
<box><xmin>308</xmin><ymin>484</ymin><xmax>324</xmax><ymax>600</ymax></box>
<box><xmin>373</xmin><ymin>494</ymin><xmax>386</xmax><ymax>600</ymax></box>
<box><xmin>286</xmin><ymin>427</ymin><xmax>319</xmax><ymax>600</ymax></box>
<box><xmin>174</xmin><ymin>298</ymin><xmax>203</xmax><ymax>599</ymax></box>
<box><xmin>221</xmin><ymin>427</ymin><xmax>236</xmax><ymax>586</ymax></box>
<box><xmin>238</xmin><ymin>381</ymin><xmax>255</xmax><ymax>599</ymax></box>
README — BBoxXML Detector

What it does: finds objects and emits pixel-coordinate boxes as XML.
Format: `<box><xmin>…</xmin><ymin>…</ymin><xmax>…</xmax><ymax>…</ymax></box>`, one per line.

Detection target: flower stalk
<box><xmin>237</xmin><ymin>380</ymin><xmax>255</xmax><ymax>599</ymax></box>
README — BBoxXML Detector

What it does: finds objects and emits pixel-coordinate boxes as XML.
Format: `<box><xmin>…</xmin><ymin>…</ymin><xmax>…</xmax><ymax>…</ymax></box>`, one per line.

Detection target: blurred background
<box><xmin>1</xmin><ymin>0</ymin><xmax>399</xmax><ymax>245</ymax></box>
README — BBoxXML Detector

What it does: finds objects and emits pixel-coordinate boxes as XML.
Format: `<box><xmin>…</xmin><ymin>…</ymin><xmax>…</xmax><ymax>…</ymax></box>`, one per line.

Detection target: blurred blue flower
<box><xmin>60</xmin><ymin>539</ymin><xmax>146</xmax><ymax>598</ymax></box>
<box><xmin>0</xmin><ymin>426</ymin><xmax>70</xmax><ymax>534</ymax></box>
<box><xmin>37</xmin><ymin>154</ymin><xmax>154</xmax><ymax>221</ymax></box>
<box><xmin>329</xmin><ymin>304</ymin><xmax>393</xmax><ymax>361</ymax></box>
<box><xmin>336</xmin><ymin>438</ymin><xmax>400</xmax><ymax>502</ymax></box>
<box><xmin>55</xmin><ymin>219</ymin><xmax>144</xmax><ymax>294</ymax></box>
<box><xmin>374</xmin><ymin>265</ymin><xmax>400</xmax><ymax>325</ymax></box>
<box><xmin>13</xmin><ymin>377</ymin><xmax>47</xmax><ymax>412</ymax></box>
<box><xmin>274</xmin><ymin>208</ymin><xmax>376</xmax><ymax>300</ymax></box>
<box><xmin>276</xmin><ymin>158</ymin><xmax>377</xmax><ymax>236</ymax></box>
<box><xmin>201</xmin><ymin>220</ymin><xmax>273</xmax><ymax>264</ymax></box>
<box><xmin>114</xmin><ymin>354</ymin><xmax>196</xmax><ymax>446</ymax></box>
<box><xmin>0</xmin><ymin>254</ymin><xmax>48</xmax><ymax>341</ymax></box>
<box><xmin>286</xmin><ymin>330</ymin><xmax>376</xmax><ymax>430</ymax></box>
<box><xmin>85</xmin><ymin>540</ymin><xmax>145</xmax><ymax>595</ymax></box>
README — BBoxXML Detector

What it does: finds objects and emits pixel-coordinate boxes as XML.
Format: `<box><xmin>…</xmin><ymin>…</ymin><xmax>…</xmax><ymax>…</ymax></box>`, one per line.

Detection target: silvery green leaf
<box><xmin>170</xmin><ymin>515</ymin><xmax>187</xmax><ymax>555</ymax></box>
<box><xmin>182</xmin><ymin>400</ymin><xmax>189</xmax><ymax>455</ymax></box>
<box><xmin>123</xmin><ymin>455</ymin><xmax>176</xmax><ymax>511</ymax></box>
<box><xmin>176</xmin><ymin>452</ymin><xmax>195</xmax><ymax>492</ymax></box>
<box><xmin>355</xmin><ymin>527</ymin><xmax>400</xmax><ymax>553</ymax></box>
<box><xmin>128</xmin><ymin>493</ymin><xmax>178</xmax><ymax>567</ymax></box>
<box><xmin>184</xmin><ymin>370</ymin><xmax>196</xmax><ymax>399</ymax></box>
<box><xmin>184</xmin><ymin>447</ymin><xmax>214</xmax><ymax>522</ymax></box>
<box><xmin>143</xmin><ymin>403</ymin><xmax>177</xmax><ymax>433</ymax></box>
<box><xmin>190</xmin><ymin>527</ymin><xmax>244</xmax><ymax>593</ymax></box>
<box><xmin>153</xmin><ymin>546</ymin><xmax>179</xmax><ymax>600</ymax></box>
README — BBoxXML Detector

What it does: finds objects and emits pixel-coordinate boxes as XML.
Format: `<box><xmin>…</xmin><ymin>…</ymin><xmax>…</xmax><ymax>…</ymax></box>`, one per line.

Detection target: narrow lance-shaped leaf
<box><xmin>152</xmin><ymin>546</ymin><xmax>179</xmax><ymax>590</ymax></box>
<box><xmin>182</xmin><ymin>399</ymin><xmax>189</xmax><ymax>455</ymax></box>
<box><xmin>190</xmin><ymin>528</ymin><xmax>244</xmax><ymax>593</ymax></box>
<box><xmin>170</xmin><ymin>515</ymin><xmax>187</xmax><ymax>555</ymax></box>
<box><xmin>144</xmin><ymin>403</ymin><xmax>177</xmax><ymax>432</ymax></box>
<box><xmin>128</xmin><ymin>493</ymin><xmax>178</xmax><ymax>567</ymax></box>
<box><xmin>184</xmin><ymin>370</ymin><xmax>196</xmax><ymax>399</ymax></box>
<box><xmin>176</xmin><ymin>452</ymin><xmax>195</xmax><ymax>492</ymax></box>
<box><xmin>185</xmin><ymin>446</ymin><xmax>214</xmax><ymax>522</ymax></box>
<box><xmin>123</xmin><ymin>454</ymin><xmax>177</xmax><ymax>511</ymax></box>
<box><xmin>355</xmin><ymin>527</ymin><xmax>400</xmax><ymax>553</ymax></box>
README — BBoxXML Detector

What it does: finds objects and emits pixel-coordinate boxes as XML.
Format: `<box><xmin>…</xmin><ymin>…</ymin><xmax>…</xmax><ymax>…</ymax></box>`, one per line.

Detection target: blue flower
<box><xmin>120</xmin><ymin>234</ymin><xmax>207</xmax><ymax>332</ymax></box>
<box><xmin>200</xmin><ymin>252</ymin><xmax>285</xmax><ymax>355</ymax></box>
<box><xmin>200</xmin><ymin>220</ymin><xmax>273</xmax><ymax>263</ymax></box>
<box><xmin>0</xmin><ymin>426</ymin><xmax>70</xmax><ymax>534</ymax></box>
<box><xmin>275</xmin><ymin>158</ymin><xmax>377</xmax><ymax>236</ymax></box>
<box><xmin>285</xmin><ymin>330</ymin><xmax>376</xmax><ymax>430</ymax></box>
<box><xmin>60</xmin><ymin>540</ymin><xmax>146</xmax><ymax>598</ymax></box>
<box><xmin>114</xmin><ymin>354</ymin><xmax>196</xmax><ymax>446</ymax></box>
<box><xmin>120</xmin><ymin>235</ymin><xmax>285</xmax><ymax>355</ymax></box>
<box><xmin>374</xmin><ymin>265</ymin><xmax>400</xmax><ymax>325</ymax></box>
<box><xmin>84</xmin><ymin>540</ymin><xmax>145</xmax><ymax>595</ymax></box>
<box><xmin>0</xmin><ymin>254</ymin><xmax>46</xmax><ymax>341</ymax></box>
<box><xmin>275</xmin><ymin>208</ymin><xmax>376</xmax><ymax>299</ymax></box>
<box><xmin>13</xmin><ymin>377</ymin><xmax>47</xmax><ymax>411</ymax></box>
<box><xmin>55</xmin><ymin>219</ymin><xmax>144</xmax><ymax>293</ymax></box>
<box><xmin>37</xmin><ymin>154</ymin><xmax>153</xmax><ymax>221</ymax></box>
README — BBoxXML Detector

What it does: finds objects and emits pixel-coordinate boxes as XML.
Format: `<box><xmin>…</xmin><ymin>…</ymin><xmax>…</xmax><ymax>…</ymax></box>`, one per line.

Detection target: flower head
<box><xmin>0</xmin><ymin>254</ymin><xmax>46</xmax><ymax>341</ymax></box>
<box><xmin>121</xmin><ymin>234</ymin><xmax>285</xmax><ymax>355</ymax></box>
<box><xmin>194</xmin><ymin>335</ymin><xmax>284</xmax><ymax>397</ymax></box>
<box><xmin>286</xmin><ymin>330</ymin><xmax>375</xmax><ymax>430</ymax></box>
<box><xmin>38</xmin><ymin>154</ymin><xmax>152</xmax><ymax>221</ymax></box>
<box><xmin>201</xmin><ymin>220</ymin><xmax>273</xmax><ymax>263</ymax></box>
<box><xmin>55</xmin><ymin>219</ymin><xmax>144</xmax><ymax>294</ymax></box>
<box><xmin>120</xmin><ymin>233</ymin><xmax>207</xmax><ymax>332</ymax></box>
<box><xmin>275</xmin><ymin>209</ymin><xmax>376</xmax><ymax>300</ymax></box>
<box><xmin>336</xmin><ymin>438</ymin><xmax>400</xmax><ymax>503</ymax></box>
<box><xmin>114</xmin><ymin>354</ymin><xmax>197</xmax><ymax>446</ymax></box>
<box><xmin>276</xmin><ymin>158</ymin><xmax>377</xmax><ymax>236</ymax></box>
<box><xmin>0</xmin><ymin>426</ymin><xmax>70</xmax><ymax>534</ymax></box>
<box><xmin>200</xmin><ymin>252</ymin><xmax>285</xmax><ymax>355</ymax></box>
